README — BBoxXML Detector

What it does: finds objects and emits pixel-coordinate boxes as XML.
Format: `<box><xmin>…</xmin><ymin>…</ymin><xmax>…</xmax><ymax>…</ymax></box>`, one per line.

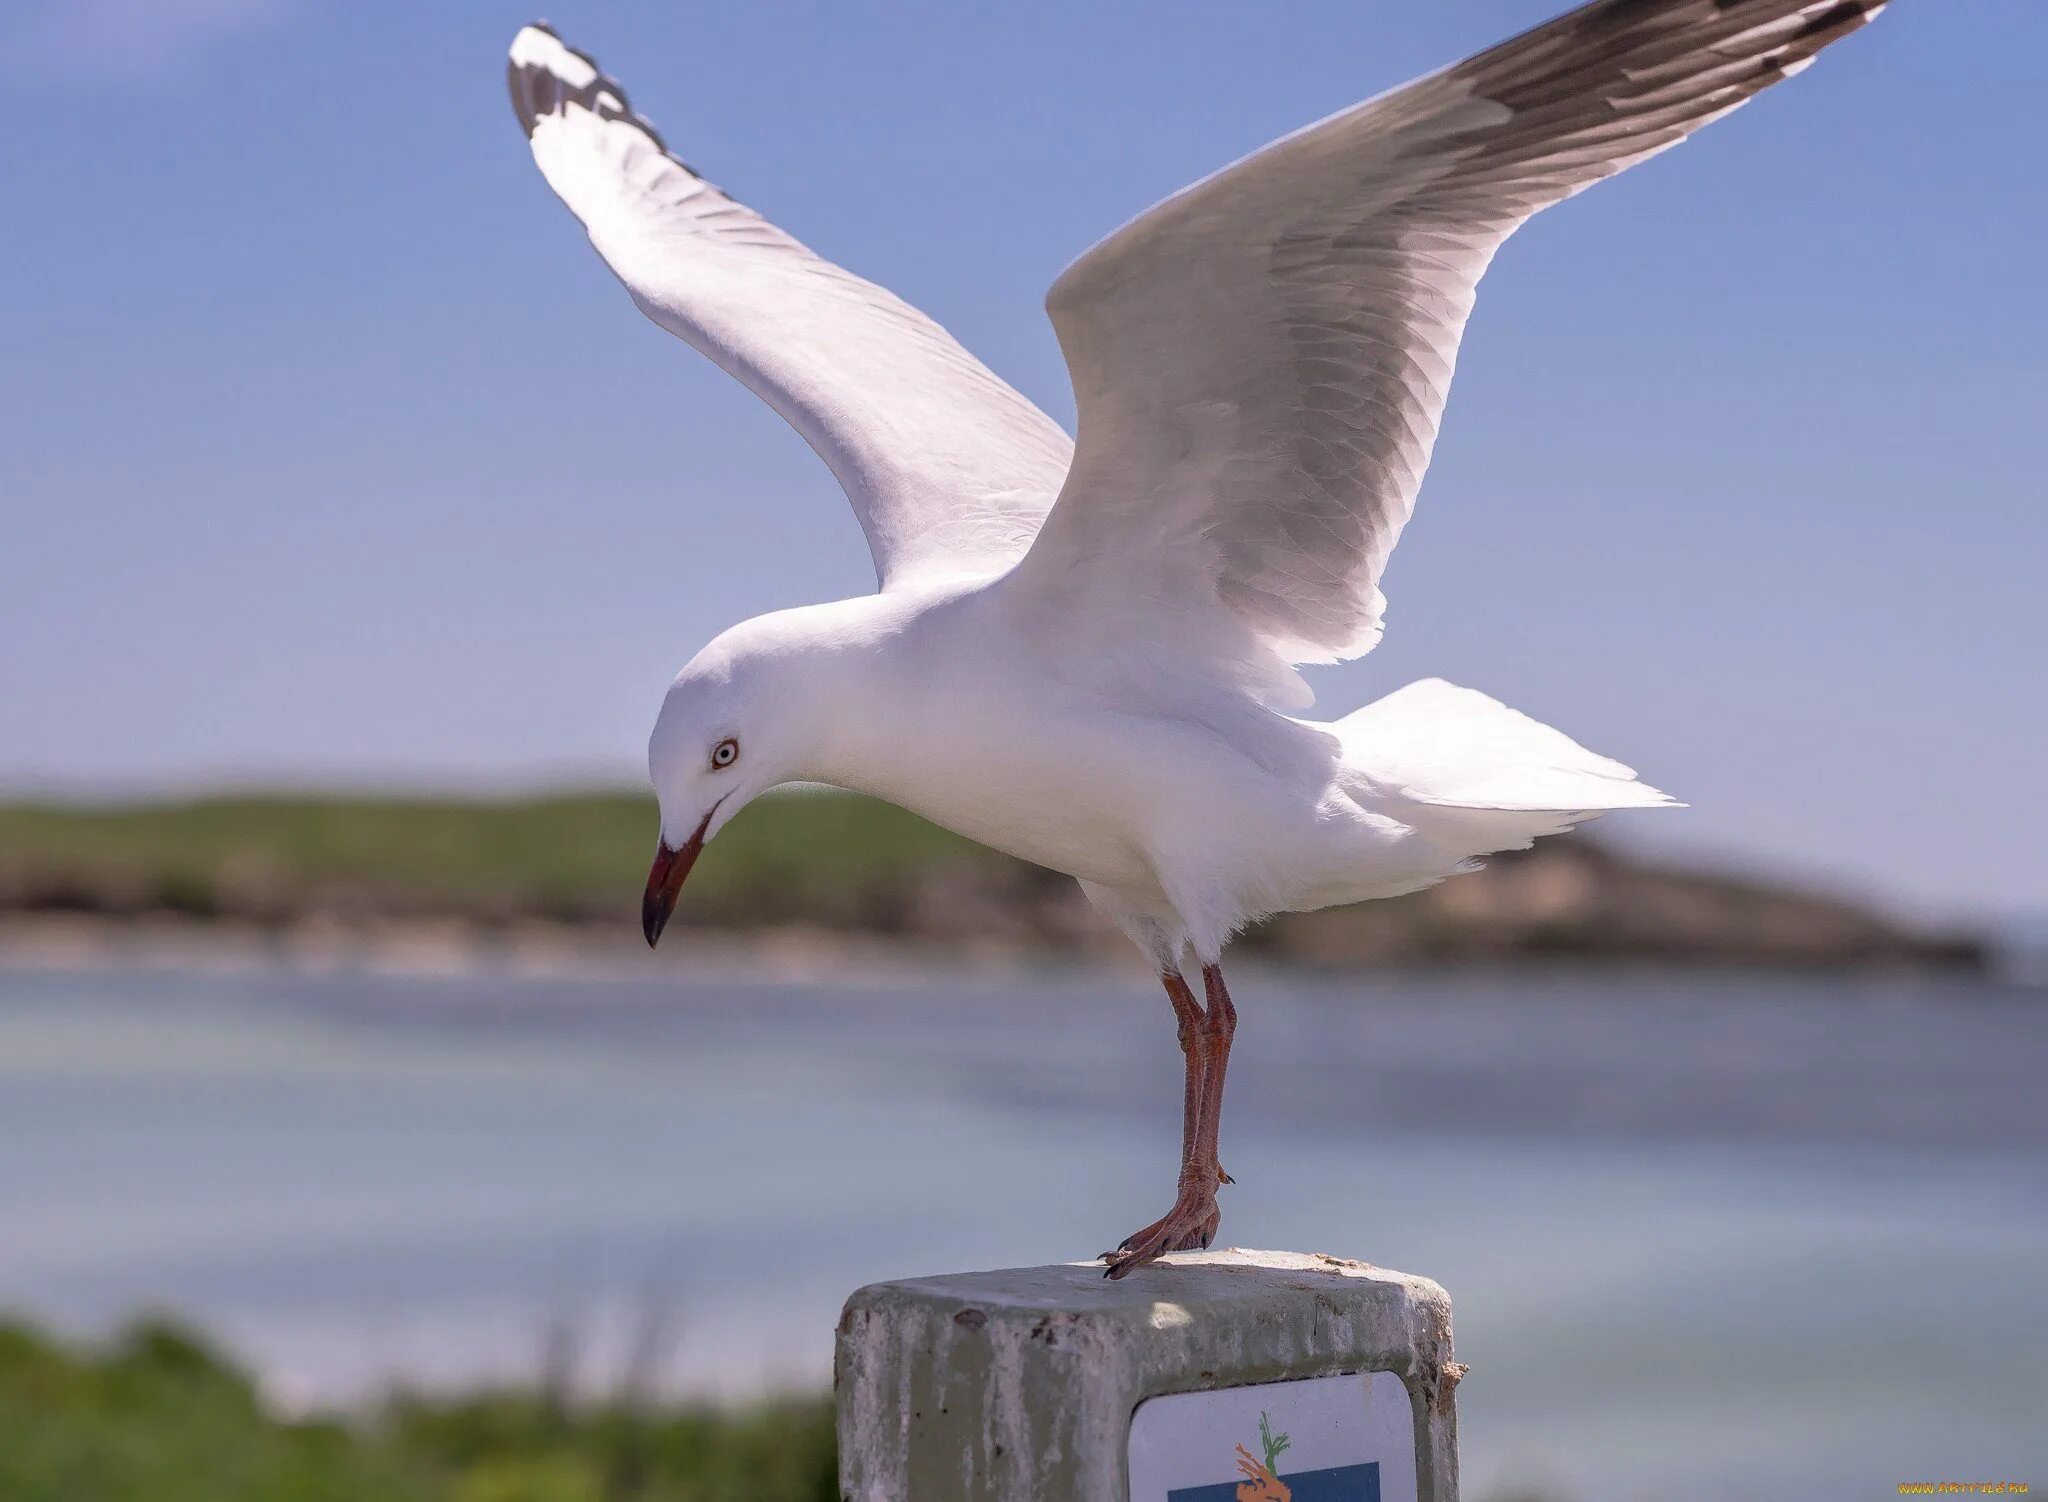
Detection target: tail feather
<box><xmin>1339</xmin><ymin>678</ymin><xmax>1681</xmax><ymax>815</ymax></box>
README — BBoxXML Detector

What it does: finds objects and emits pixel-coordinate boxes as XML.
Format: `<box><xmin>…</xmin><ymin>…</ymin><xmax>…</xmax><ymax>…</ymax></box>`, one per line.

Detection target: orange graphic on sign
<box><xmin>1232</xmin><ymin>1443</ymin><xmax>1291</xmax><ymax>1501</ymax></box>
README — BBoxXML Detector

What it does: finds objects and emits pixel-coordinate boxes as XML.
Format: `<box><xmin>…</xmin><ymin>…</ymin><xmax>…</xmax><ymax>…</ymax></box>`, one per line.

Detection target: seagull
<box><xmin>508</xmin><ymin>0</ymin><xmax>1887</xmax><ymax>1276</ymax></box>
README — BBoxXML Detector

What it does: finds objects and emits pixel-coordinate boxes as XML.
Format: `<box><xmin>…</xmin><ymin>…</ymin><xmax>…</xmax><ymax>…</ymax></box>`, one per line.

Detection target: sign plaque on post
<box><xmin>1128</xmin><ymin>1371</ymin><xmax>1420</xmax><ymax>1501</ymax></box>
<box><xmin>836</xmin><ymin>1250</ymin><xmax>1461</xmax><ymax>1502</ymax></box>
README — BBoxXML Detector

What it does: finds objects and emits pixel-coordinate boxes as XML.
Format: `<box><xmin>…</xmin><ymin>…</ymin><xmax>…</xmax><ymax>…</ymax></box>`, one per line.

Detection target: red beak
<box><xmin>641</xmin><ymin>809</ymin><xmax>713</xmax><ymax>948</ymax></box>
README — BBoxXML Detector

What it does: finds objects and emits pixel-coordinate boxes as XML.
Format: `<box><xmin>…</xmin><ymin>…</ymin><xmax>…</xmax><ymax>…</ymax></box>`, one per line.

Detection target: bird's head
<box><xmin>639</xmin><ymin>611</ymin><xmax>841</xmax><ymax>948</ymax></box>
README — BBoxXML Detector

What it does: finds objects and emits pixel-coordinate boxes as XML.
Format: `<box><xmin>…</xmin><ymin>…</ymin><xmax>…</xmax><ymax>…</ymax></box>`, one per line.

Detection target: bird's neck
<box><xmin>741</xmin><ymin>588</ymin><xmax>958</xmax><ymax>800</ymax></box>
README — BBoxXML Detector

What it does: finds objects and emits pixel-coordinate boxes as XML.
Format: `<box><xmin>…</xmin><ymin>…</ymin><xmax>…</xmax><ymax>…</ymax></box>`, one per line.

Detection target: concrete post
<box><xmin>836</xmin><ymin>1250</ymin><xmax>1461</xmax><ymax>1502</ymax></box>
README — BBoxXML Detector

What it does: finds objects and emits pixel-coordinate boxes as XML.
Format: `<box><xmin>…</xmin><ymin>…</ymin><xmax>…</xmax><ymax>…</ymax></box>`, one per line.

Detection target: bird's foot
<box><xmin>1100</xmin><ymin>1179</ymin><xmax>1222</xmax><ymax>1279</ymax></box>
<box><xmin>1106</xmin><ymin>1166</ymin><xmax>1228</xmax><ymax>1254</ymax></box>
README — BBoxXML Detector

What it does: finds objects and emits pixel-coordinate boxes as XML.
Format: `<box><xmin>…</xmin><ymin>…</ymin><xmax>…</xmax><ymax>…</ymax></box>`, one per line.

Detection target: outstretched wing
<box><xmin>508</xmin><ymin>24</ymin><xmax>1074</xmax><ymax>589</ymax></box>
<box><xmin>1015</xmin><ymin>0</ymin><xmax>1886</xmax><ymax>700</ymax></box>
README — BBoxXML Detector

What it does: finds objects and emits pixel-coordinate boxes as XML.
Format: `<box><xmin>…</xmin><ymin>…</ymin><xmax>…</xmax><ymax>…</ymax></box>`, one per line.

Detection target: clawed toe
<box><xmin>1100</xmin><ymin>1189</ymin><xmax>1222</xmax><ymax>1278</ymax></box>
<box><xmin>1102</xmin><ymin>1212</ymin><xmax>1170</xmax><ymax>1262</ymax></box>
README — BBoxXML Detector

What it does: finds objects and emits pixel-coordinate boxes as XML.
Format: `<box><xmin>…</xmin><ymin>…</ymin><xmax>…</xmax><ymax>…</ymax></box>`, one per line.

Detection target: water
<box><xmin>1</xmin><ymin>955</ymin><xmax>2041</xmax><ymax>1500</ymax></box>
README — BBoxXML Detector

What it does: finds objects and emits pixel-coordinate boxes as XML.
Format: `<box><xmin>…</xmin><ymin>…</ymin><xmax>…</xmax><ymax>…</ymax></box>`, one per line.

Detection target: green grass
<box><xmin>0</xmin><ymin>1315</ymin><xmax>1575</xmax><ymax>1502</ymax></box>
<box><xmin>0</xmin><ymin>1316</ymin><xmax>836</xmax><ymax>1502</ymax></box>
<box><xmin>0</xmin><ymin>789</ymin><xmax>1976</xmax><ymax>967</ymax></box>
<box><xmin>0</xmin><ymin>789</ymin><xmax>1017</xmax><ymax>929</ymax></box>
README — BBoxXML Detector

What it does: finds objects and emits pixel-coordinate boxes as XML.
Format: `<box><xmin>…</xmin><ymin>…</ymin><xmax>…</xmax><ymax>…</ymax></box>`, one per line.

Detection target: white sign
<box><xmin>1127</xmin><ymin>1371</ymin><xmax>1417</xmax><ymax>1502</ymax></box>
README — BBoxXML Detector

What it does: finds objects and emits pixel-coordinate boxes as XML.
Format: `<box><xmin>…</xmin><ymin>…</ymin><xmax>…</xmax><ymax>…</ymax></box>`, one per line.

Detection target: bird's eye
<box><xmin>709</xmin><ymin>737</ymin><xmax>739</xmax><ymax>770</ymax></box>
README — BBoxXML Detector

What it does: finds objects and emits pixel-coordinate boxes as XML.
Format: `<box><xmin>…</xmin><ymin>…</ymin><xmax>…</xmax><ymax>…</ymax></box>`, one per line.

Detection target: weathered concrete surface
<box><xmin>836</xmin><ymin>1249</ymin><xmax>1460</xmax><ymax>1502</ymax></box>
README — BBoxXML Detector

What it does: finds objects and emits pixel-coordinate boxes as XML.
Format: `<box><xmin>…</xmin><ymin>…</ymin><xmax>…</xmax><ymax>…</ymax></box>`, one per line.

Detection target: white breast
<box><xmin>816</xmin><ymin>586</ymin><xmax>1340</xmax><ymax>905</ymax></box>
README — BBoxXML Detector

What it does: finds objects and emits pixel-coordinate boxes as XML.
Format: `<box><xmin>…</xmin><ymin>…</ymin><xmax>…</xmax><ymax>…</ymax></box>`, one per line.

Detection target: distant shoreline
<box><xmin>0</xmin><ymin>912</ymin><xmax>997</xmax><ymax>986</ymax></box>
<box><xmin>0</xmin><ymin>908</ymin><xmax>1997</xmax><ymax>990</ymax></box>
<box><xmin>0</xmin><ymin>790</ymin><xmax>1990</xmax><ymax>975</ymax></box>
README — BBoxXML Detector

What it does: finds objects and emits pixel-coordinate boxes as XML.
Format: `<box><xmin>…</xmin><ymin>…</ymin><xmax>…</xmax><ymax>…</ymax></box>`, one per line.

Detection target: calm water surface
<box><xmin>0</xmin><ymin>956</ymin><xmax>2041</xmax><ymax>1500</ymax></box>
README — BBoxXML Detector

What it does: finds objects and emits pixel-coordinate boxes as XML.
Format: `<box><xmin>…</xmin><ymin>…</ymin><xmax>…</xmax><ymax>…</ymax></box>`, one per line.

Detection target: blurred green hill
<box><xmin>0</xmin><ymin>1315</ymin><xmax>834</xmax><ymax>1502</ymax></box>
<box><xmin>0</xmin><ymin>789</ymin><xmax>1983</xmax><ymax>968</ymax></box>
<box><xmin>0</xmin><ymin>790</ymin><xmax>992</xmax><ymax>932</ymax></box>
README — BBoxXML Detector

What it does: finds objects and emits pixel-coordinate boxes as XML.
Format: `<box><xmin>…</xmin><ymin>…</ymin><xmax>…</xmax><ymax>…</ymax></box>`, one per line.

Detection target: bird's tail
<box><xmin>1337</xmin><ymin>677</ymin><xmax>1679</xmax><ymax>854</ymax></box>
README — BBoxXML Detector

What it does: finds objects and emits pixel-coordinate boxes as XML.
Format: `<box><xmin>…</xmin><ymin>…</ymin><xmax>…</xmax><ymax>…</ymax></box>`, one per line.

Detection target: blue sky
<box><xmin>2</xmin><ymin>0</ymin><xmax>2041</xmax><ymax>922</ymax></box>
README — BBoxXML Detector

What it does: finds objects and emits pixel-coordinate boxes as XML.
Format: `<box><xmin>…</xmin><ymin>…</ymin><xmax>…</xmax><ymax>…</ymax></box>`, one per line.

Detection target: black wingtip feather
<box><xmin>505</xmin><ymin>22</ymin><xmax>707</xmax><ymax>181</ymax></box>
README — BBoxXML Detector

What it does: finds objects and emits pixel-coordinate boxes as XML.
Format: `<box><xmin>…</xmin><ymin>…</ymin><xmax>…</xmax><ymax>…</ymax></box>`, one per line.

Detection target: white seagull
<box><xmin>509</xmin><ymin>0</ymin><xmax>1887</xmax><ymax>1275</ymax></box>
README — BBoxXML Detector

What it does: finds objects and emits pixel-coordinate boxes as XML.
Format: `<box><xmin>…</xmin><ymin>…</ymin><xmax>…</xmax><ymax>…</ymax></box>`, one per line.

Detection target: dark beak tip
<box><xmin>642</xmin><ymin>831</ymin><xmax>699</xmax><ymax>951</ymax></box>
<box><xmin>640</xmin><ymin>889</ymin><xmax>669</xmax><ymax>949</ymax></box>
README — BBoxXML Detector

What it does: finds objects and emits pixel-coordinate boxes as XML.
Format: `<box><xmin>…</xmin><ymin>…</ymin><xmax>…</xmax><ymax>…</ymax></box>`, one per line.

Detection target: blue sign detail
<box><xmin>1168</xmin><ymin>1460</ymin><xmax>1381</xmax><ymax>1502</ymax></box>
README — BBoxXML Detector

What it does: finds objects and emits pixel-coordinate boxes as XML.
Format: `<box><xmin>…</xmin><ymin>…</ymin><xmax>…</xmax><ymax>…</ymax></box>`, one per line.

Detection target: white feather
<box><xmin>507</xmin><ymin>24</ymin><xmax>1073</xmax><ymax>590</ymax></box>
<box><xmin>1011</xmin><ymin>0</ymin><xmax>1884</xmax><ymax>703</ymax></box>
